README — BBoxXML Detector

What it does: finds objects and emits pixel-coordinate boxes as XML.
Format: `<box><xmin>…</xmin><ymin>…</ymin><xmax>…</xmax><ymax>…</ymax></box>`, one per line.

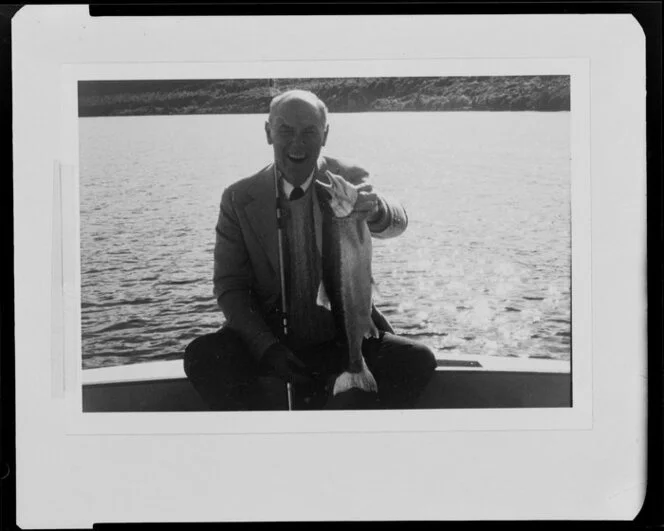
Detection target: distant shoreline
<box><xmin>78</xmin><ymin>76</ymin><xmax>571</xmax><ymax>117</ymax></box>
<box><xmin>78</xmin><ymin>109</ymin><xmax>571</xmax><ymax>120</ymax></box>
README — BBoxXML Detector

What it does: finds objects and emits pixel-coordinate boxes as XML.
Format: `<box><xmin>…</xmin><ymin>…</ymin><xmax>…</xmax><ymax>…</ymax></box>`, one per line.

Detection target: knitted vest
<box><xmin>282</xmin><ymin>184</ymin><xmax>337</xmax><ymax>351</ymax></box>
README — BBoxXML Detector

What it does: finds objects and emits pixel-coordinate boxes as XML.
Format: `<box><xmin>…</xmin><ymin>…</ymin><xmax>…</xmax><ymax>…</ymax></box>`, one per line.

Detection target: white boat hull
<box><xmin>82</xmin><ymin>354</ymin><xmax>571</xmax><ymax>412</ymax></box>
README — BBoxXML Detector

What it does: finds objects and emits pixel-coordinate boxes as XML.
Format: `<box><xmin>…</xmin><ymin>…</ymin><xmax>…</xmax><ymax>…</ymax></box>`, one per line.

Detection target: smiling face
<box><xmin>265</xmin><ymin>94</ymin><xmax>329</xmax><ymax>186</ymax></box>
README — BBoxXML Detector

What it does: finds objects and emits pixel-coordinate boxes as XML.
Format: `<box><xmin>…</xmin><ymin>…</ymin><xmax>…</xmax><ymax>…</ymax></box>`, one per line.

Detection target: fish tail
<box><xmin>332</xmin><ymin>358</ymin><xmax>378</xmax><ymax>396</ymax></box>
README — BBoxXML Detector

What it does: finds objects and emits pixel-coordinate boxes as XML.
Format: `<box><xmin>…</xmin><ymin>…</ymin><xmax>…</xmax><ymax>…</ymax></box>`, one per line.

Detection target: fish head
<box><xmin>317</xmin><ymin>171</ymin><xmax>359</xmax><ymax>217</ymax></box>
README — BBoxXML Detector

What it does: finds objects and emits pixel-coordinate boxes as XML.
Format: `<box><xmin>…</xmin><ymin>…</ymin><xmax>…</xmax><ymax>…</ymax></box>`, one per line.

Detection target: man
<box><xmin>184</xmin><ymin>89</ymin><xmax>436</xmax><ymax>410</ymax></box>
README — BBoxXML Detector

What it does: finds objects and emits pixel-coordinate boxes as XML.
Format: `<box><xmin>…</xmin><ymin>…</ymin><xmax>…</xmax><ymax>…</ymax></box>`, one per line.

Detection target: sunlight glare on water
<box><xmin>79</xmin><ymin>112</ymin><xmax>570</xmax><ymax>368</ymax></box>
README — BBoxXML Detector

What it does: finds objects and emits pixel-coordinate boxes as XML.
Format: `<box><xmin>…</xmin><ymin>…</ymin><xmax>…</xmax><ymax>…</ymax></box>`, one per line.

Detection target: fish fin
<box><xmin>364</xmin><ymin>311</ymin><xmax>380</xmax><ymax>338</ymax></box>
<box><xmin>364</xmin><ymin>322</ymin><xmax>380</xmax><ymax>339</ymax></box>
<box><xmin>315</xmin><ymin>179</ymin><xmax>333</xmax><ymax>200</ymax></box>
<box><xmin>332</xmin><ymin>360</ymin><xmax>378</xmax><ymax>396</ymax></box>
<box><xmin>371</xmin><ymin>277</ymin><xmax>382</xmax><ymax>299</ymax></box>
<box><xmin>316</xmin><ymin>280</ymin><xmax>332</xmax><ymax>311</ymax></box>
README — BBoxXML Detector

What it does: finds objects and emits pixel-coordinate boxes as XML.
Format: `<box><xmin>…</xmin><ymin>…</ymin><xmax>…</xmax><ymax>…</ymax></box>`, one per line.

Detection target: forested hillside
<box><xmin>78</xmin><ymin>76</ymin><xmax>570</xmax><ymax>117</ymax></box>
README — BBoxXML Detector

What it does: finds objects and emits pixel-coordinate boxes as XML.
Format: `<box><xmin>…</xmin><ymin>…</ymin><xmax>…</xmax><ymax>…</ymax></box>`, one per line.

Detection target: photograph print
<box><xmin>78</xmin><ymin>76</ymin><xmax>572</xmax><ymax>412</ymax></box>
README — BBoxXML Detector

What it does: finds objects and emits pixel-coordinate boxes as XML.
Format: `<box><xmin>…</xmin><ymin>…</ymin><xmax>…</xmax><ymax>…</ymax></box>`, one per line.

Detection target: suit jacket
<box><xmin>213</xmin><ymin>155</ymin><xmax>408</xmax><ymax>360</ymax></box>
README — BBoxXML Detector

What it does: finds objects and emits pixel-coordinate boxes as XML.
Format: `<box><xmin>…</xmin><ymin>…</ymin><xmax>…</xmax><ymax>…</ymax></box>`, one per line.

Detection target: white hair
<box><xmin>268</xmin><ymin>89</ymin><xmax>328</xmax><ymax>126</ymax></box>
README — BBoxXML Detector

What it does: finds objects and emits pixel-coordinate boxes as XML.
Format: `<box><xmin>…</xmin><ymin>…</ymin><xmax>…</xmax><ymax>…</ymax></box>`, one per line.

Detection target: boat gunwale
<box><xmin>82</xmin><ymin>355</ymin><xmax>571</xmax><ymax>387</ymax></box>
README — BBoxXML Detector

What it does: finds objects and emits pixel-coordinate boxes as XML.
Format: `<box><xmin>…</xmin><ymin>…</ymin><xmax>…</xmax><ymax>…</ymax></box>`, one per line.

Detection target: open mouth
<box><xmin>287</xmin><ymin>154</ymin><xmax>307</xmax><ymax>163</ymax></box>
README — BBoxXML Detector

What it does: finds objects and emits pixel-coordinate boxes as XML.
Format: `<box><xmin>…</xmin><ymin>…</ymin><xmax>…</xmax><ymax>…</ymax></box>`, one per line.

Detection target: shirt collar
<box><xmin>275</xmin><ymin>166</ymin><xmax>316</xmax><ymax>197</ymax></box>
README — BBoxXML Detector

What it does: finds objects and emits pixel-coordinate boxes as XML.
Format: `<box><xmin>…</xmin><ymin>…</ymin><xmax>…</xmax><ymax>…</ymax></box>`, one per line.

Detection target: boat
<box><xmin>82</xmin><ymin>353</ymin><xmax>571</xmax><ymax>412</ymax></box>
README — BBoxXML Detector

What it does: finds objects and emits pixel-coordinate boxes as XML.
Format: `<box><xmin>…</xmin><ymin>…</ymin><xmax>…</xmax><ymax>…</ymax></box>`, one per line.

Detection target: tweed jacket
<box><xmin>213</xmin><ymin>155</ymin><xmax>409</xmax><ymax>360</ymax></box>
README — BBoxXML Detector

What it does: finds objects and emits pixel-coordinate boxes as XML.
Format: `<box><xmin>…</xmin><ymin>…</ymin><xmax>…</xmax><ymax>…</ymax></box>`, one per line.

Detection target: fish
<box><xmin>315</xmin><ymin>171</ymin><xmax>379</xmax><ymax>396</ymax></box>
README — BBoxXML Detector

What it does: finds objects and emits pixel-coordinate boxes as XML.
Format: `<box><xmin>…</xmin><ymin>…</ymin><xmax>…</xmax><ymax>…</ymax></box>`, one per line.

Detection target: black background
<box><xmin>1</xmin><ymin>2</ymin><xmax>661</xmax><ymax>530</ymax></box>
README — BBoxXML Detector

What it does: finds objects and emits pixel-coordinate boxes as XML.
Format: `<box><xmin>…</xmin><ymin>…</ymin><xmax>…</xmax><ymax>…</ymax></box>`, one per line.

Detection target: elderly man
<box><xmin>184</xmin><ymin>89</ymin><xmax>436</xmax><ymax>410</ymax></box>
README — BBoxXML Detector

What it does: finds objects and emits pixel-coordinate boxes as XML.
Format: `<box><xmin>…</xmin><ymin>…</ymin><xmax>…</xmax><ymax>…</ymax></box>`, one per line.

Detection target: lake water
<box><xmin>79</xmin><ymin>112</ymin><xmax>570</xmax><ymax>369</ymax></box>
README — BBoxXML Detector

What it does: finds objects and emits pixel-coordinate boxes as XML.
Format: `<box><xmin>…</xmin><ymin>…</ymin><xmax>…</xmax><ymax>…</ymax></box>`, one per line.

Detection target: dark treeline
<box><xmin>78</xmin><ymin>76</ymin><xmax>570</xmax><ymax>117</ymax></box>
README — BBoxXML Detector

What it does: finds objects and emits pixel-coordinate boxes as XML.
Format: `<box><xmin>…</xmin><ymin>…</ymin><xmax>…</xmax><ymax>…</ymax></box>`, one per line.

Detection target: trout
<box><xmin>316</xmin><ymin>171</ymin><xmax>379</xmax><ymax>396</ymax></box>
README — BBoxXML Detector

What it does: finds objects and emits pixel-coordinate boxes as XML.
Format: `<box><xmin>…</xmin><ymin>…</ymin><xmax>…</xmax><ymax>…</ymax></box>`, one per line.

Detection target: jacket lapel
<box><xmin>246</xmin><ymin>160</ymin><xmax>330</xmax><ymax>277</ymax></box>
<box><xmin>245</xmin><ymin>165</ymin><xmax>280</xmax><ymax>275</ymax></box>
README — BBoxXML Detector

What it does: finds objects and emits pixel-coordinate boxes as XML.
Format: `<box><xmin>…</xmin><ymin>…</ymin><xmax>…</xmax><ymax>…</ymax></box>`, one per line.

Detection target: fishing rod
<box><xmin>269</xmin><ymin>78</ymin><xmax>294</xmax><ymax>410</ymax></box>
<box><xmin>273</xmin><ymin>164</ymin><xmax>293</xmax><ymax>411</ymax></box>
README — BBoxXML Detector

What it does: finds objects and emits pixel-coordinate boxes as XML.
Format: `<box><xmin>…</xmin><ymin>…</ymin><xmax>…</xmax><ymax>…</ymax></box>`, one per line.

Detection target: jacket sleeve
<box><xmin>349</xmin><ymin>167</ymin><xmax>408</xmax><ymax>239</ymax></box>
<box><xmin>366</xmin><ymin>191</ymin><xmax>408</xmax><ymax>239</ymax></box>
<box><xmin>213</xmin><ymin>187</ymin><xmax>278</xmax><ymax>361</ymax></box>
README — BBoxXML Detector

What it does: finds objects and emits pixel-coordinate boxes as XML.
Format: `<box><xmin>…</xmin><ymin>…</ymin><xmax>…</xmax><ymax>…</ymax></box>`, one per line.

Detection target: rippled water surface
<box><xmin>80</xmin><ymin>112</ymin><xmax>570</xmax><ymax>369</ymax></box>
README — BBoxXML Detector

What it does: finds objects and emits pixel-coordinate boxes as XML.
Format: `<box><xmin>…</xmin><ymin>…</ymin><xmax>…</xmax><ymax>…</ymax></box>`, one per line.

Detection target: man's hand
<box><xmin>354</xmin><ymin>183</ymin><xmax>383</xmax><ymax>222</ymax></box>
<box><xmin>260</xmin><ymin>343</ymin><xmax>312</xmax><ymax>385</ymax></box>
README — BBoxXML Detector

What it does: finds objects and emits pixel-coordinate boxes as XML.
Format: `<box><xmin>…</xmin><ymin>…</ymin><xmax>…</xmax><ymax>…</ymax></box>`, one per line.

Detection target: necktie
<box><xmin>289</xmin><ymin>187</ymin><xmax>304</xmax><ymax>201</ymax></box>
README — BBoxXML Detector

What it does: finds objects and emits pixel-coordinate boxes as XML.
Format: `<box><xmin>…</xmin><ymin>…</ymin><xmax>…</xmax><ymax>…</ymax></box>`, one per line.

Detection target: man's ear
<box><xmin>322</xmin><ymin>124</ymin><xmax>329</xmax><ymax>146</ymax></box>
<box><xmin>265</xmin><ymin>121</ymin><xmax>273</xmax><ymax>145</ymax></box>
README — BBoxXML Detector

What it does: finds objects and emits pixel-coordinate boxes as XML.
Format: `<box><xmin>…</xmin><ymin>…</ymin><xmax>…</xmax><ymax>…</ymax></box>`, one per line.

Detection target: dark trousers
<box><xmin>183</xmin><ymin>328</ymin><xmax>437</xmax><ymax>411</ymax></box>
